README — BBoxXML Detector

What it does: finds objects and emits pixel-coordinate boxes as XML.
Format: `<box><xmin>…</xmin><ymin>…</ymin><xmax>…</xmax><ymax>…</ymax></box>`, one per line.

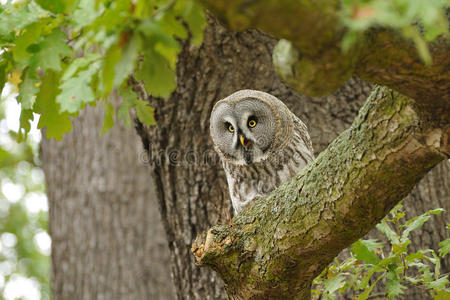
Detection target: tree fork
<box><xmin>192</xmin><ymin>86</ymin><xmax>449</xmax><ymax>299</ymax></box>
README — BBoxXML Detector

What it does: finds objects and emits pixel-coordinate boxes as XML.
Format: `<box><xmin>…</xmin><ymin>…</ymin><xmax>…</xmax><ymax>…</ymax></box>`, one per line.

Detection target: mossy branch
<box><xmin>199</xmin><ymin>0</ymin><xmax>450</xmax><ymax>101</ymax></box>
<box><xmin>192</xmin><ymin>86</ymin><xmax>449</xmax><ymax>299</ymax></box>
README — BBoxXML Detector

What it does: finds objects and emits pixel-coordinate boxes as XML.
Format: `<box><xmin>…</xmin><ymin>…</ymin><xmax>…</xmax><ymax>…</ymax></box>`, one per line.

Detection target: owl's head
<box><xmin>210</xmin><ymin>90</ymin><xmax>293</xmax><ymax>165</ymax></box>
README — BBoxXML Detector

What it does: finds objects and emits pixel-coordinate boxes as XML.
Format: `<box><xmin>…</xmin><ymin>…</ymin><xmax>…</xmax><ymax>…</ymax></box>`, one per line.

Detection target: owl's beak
<box><xmin>239</xmin><ymin>134</ymin><xmax>251</xmax><ymax>148</ymax></box>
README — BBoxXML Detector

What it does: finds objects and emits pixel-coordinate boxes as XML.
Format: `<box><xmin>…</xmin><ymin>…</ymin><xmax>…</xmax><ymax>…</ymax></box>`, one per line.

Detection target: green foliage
<box><xmin>340</xmin><ymin>0</ymin><xmax>449</xmax><ymax>64</ymax></box>
<box><xmin>0</xmin><ymin>0</ymin><xmax>206</xmax><ymax>140</ymax></box>
<box><xmin>35</xmin><ymin>71</ymin><xmax>74</xmax><ymax>140</ymax></box>
<box><xmin>440</xmin><ymin>238</ymin><xmax>450</xmax><ymax>258</ymax></box>
<box><xmin>312</xmin><ymin>204</ymin><xmax>450</xmax><ymax>299</ymax></box>
<box><xmin>56</xmin><ymin>61</ymin><xmax>99</xmax><ymax>113</ymax></box>
<box><xmin>119</xmin><ymin>86</ymin><xmax>156</xmax><ymax>126</ymax></box>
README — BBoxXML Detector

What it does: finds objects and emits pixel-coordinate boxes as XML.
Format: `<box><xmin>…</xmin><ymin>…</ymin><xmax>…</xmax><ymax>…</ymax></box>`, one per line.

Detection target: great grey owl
<box><xmin>210</xmin><ymin>90</ymin><xmax>314</xmax><ymax>214</ymax></box>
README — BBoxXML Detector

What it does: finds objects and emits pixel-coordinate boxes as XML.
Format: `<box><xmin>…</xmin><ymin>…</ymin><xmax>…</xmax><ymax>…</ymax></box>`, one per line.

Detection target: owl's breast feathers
<box><xmin>222</xmin><ymin>121</ymin><xmax>314</xmax><ymax>214</ymax></box>
<box><xmin>243</xmin><ymin>148</ymin><xmax>252</xmax><ymax>165</ymax></box>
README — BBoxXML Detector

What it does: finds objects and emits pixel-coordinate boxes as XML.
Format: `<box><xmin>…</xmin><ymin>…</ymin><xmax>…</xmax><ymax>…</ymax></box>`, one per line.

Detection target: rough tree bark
<box><xmin>134</xmin><ymin>16</ymin><xmax>449</xmax><ymax>299</ymax></box>
<box><xmin>41</xmin><ymin>93</ymin><xmax>175</xmax><ymax>299</ymax></box>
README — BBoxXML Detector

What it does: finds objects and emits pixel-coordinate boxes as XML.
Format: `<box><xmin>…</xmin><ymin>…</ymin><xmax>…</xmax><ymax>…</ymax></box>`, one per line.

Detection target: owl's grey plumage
<box><xmin>210</xmin><ymin>90</ymin><xmax>314</xmax><ymax>214</ymax></box>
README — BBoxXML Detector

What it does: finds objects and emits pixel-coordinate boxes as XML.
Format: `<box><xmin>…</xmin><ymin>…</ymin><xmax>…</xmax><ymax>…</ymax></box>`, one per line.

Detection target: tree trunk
<box><xmin>41</xmin><ymin>15</ymin><xmax>449</xmax><ymax>300</ymax></box>
<box><xmin>135</xmin><ymin>17</ymin><xmax>448</xmax><ymax>299</ymax></box>
<box><xmin>41</xmin><ymin>92</ymin><xmax>175</xmax><ymax>299</ymax></box>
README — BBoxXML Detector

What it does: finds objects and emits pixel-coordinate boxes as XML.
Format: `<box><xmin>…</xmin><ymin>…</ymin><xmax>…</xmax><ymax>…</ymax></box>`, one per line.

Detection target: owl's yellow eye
<box><xmin>248</xmin><ymin>119</ymin><xmax>257</xmax><ymax>128</ymax></box>
<box><xmin>228</xmin><ymin>124</ymin><xmax>234</xmax><ymax>132</ymax></box>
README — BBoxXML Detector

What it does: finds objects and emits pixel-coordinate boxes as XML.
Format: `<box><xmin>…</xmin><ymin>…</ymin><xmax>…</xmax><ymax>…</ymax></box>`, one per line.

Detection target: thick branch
<box><xmin>192</xmin><ymin>86</ymin><xmax>449</xmax><ymax>299</ymax></box>
<box><xmin>356</xmin><ymin>31</ymin><xmax>450</xmax><ymax>102</ymax></box>
<box><xmin>199</xmin><ymin>0</ymin><xmax>450</xmax><ymax>100</ymax></box>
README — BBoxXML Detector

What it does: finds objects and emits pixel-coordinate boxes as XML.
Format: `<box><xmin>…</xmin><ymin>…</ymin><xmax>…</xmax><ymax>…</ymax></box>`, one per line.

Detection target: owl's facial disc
<box><xmin>210</xmin><ymin>98</ymin><xmax>276</xmax><ymax>166</ymax></box>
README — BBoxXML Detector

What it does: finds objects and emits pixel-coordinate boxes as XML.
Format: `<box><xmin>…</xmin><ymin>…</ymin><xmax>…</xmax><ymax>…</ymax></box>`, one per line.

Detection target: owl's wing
<box><xmin>292</xmin><ymin>115</ymin><xmax>315</xmax><ymax>158</ymax></box>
